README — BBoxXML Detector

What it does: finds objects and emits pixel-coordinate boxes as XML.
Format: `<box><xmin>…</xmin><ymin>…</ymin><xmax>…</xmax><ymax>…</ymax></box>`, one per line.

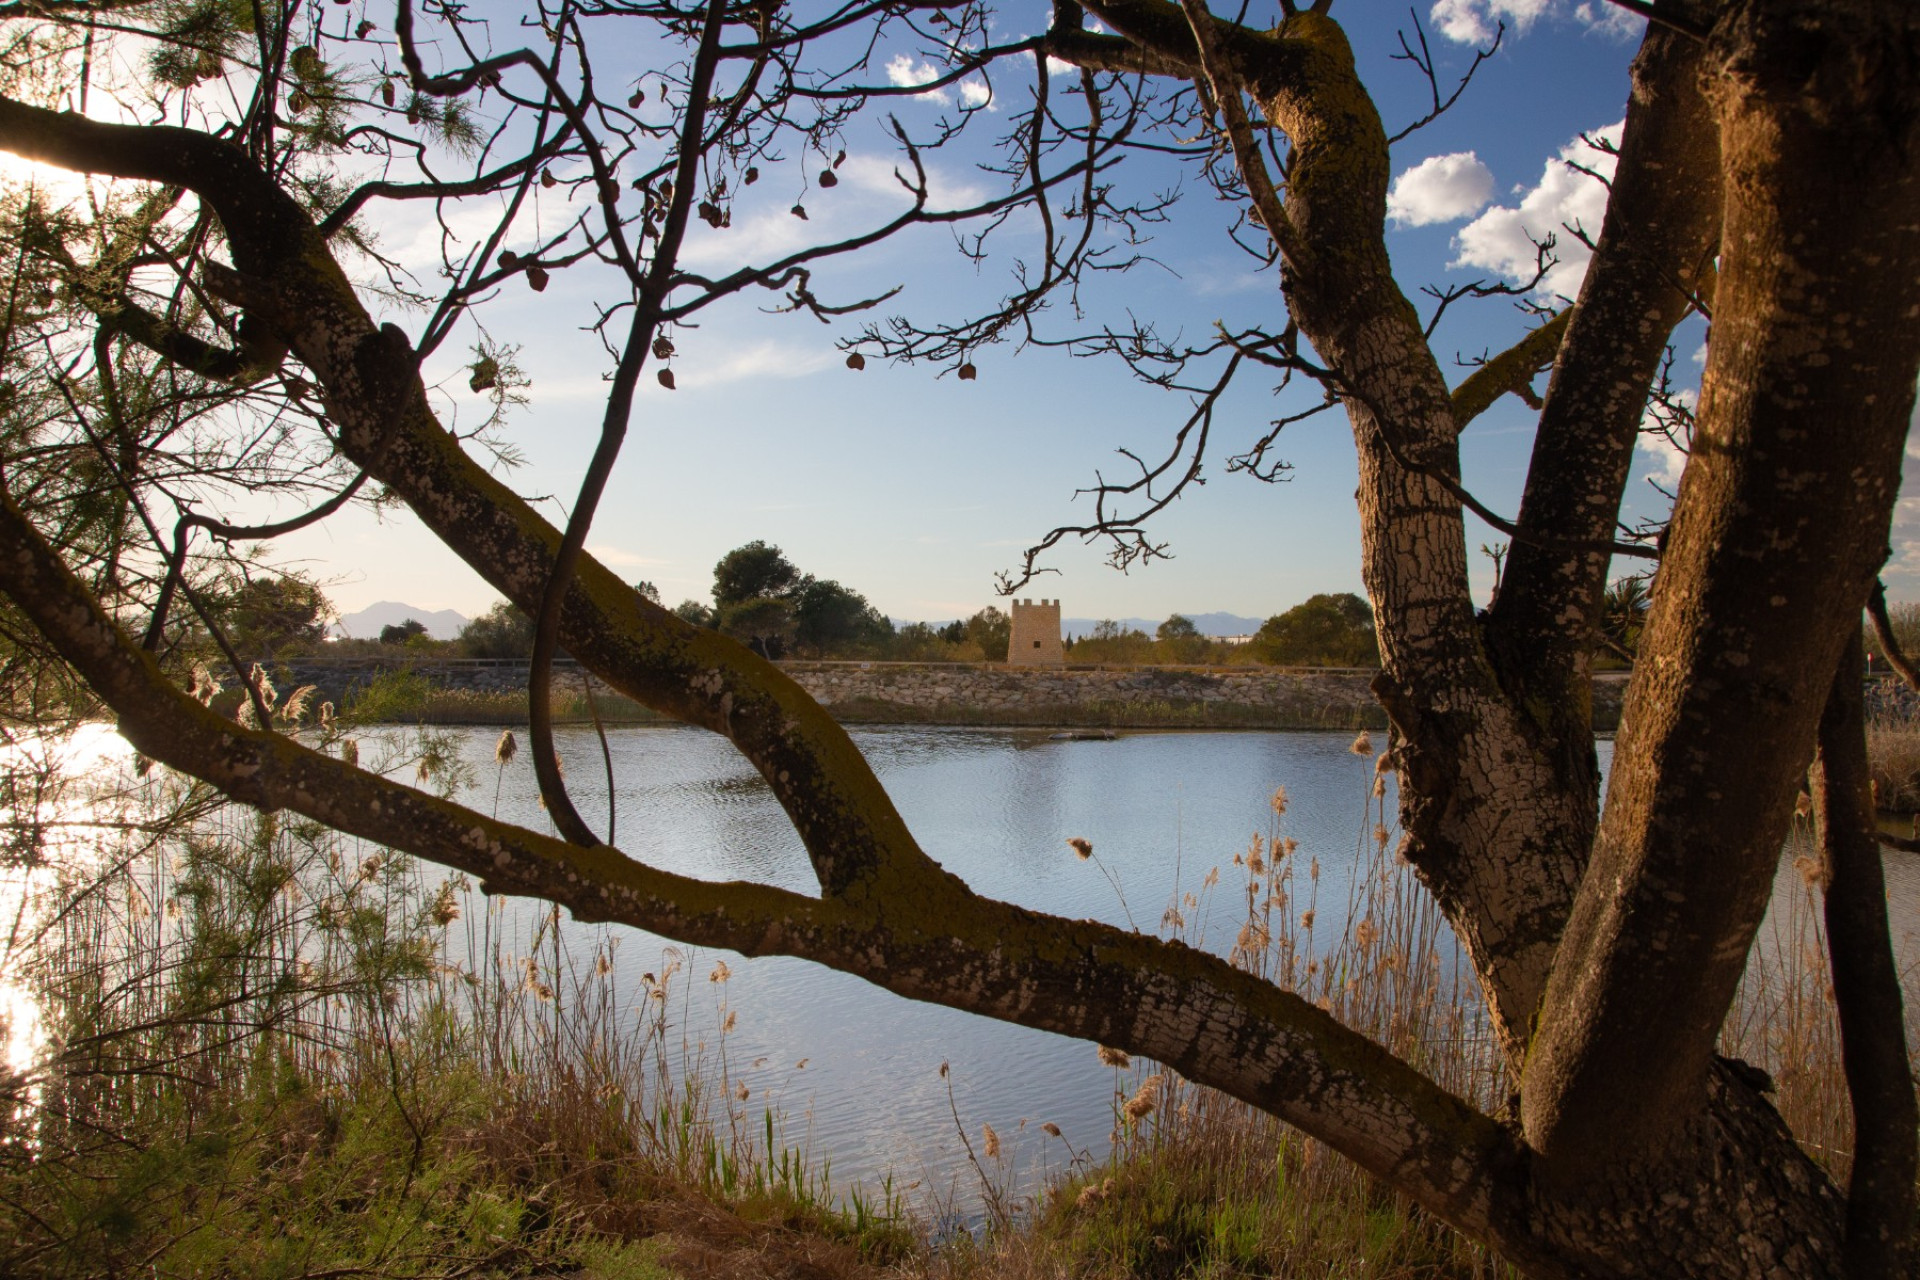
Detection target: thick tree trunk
<box><xmin>1523</xmin><ymin>0</ymin><xmax>1920</xmax><ymax>1186</ymax></box>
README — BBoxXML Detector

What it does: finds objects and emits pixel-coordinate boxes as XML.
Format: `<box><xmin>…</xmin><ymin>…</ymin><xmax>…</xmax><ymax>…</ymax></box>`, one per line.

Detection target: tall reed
<box><xmin>0</xmin><ymin>729</ymin><xmax>903</xmax><ymax>1279</ymax></box>
<box><xmin>943</xmin><ymin>742</ymin><xmax>1908</xmax><ymax>1280</ymax></box>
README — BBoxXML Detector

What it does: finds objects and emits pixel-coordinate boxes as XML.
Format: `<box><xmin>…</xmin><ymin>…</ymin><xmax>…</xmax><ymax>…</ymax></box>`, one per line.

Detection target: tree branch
<box><xmin>0</xmin><ymin>476</ymin><xmax>1534</xmax><ymax>1260</ymax></box>
<box><xmin>1814</xmin><ymin>628</ymin><xmax>1919</xmax><ymax>1279</ymax></box>
<box><xmin>1449</xmin><ymin>309</ymin><xmax>1568</xmax><ymax>429</ymax></box>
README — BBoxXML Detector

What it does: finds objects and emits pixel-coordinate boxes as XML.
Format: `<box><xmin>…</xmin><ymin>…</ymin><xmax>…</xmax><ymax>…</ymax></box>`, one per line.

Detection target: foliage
<box><xmin>226</xmin><ymin>573</ymin><xmax>333</xmax><ymax>657</ymax></box>
<box><xmin>713</xmin><ymin>542</ymin><xmax>804</xmax><ymax>611</ymax></box>
<box><xmin>1249</xmin><ymin>595</ymin><xmax>1378</xmax><ymax>668</ymax></box>
<box><xmin>793</xmin><ymin>579</ymin><xmax>893</xmax><ymax>657</ymax></box>
<box><xmin>459</xmin><ymin>602</ymin><xmax>536</xmax><ymax>660</ymax></box>
<box><xmin>1599</xmin><ymin>576</ymin><xmax>1651</xmax><ymax>663</ymax></box>
<box><xmin>965</xmin><ymin>607</ymin><xmax>1011</xmax><ymax>663</ymax></box>
<box><xmin>346</xmin><ymin>668</ymin><xmax>434</xmax><ymax>723</ymax></box>
<box><xmin>719</xmin><ymin>595</ymin><xmax>797</xmax><ymax>659</ymax></box>
<box><xmin>1070</xmin><ymin>620</ymin><xmax>1155</xmax><ymax>665</ymax></box>
<box><xmin>380</xmin><ymin>617</ymin><xmax>430</xmax><ymax>645</ymax></box>
<box><xmin>673</xmin><ymin>599</ymin><xmax>716</xmax><ymax>629</ymax></box>
<box><xmin>1155</xmin><ymin>614</ymin><xmax>1209</xmax><ymax>665</ymax></box>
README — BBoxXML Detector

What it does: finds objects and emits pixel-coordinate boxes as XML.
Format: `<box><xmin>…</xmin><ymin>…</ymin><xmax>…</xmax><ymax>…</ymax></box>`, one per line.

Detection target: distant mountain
<box><xmin>1061</xmin><ymin>612</ymin><xmax>1266</xmax><ymax>639</ymax></box>
<box><xmin>334</xmin><ymin>601</ymin><xmax>470</xmax><ymax>640</ymax></box>
<box><xmin>890</xmin><ymin>611</ymin><xmax>1267</xmax><ymax>638</ymax></box>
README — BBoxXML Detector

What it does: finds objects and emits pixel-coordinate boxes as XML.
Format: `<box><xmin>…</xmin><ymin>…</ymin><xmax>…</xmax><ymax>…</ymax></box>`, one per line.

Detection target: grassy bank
<box><xmin>341</xmin><ymin>670</ymin><xmax>1387</xmax><ymax>731</ymax></box>
<box><xmin>0</xmin><ymin>731</ymin><xmax>1886</xmax><ymax>1279</ymax></box>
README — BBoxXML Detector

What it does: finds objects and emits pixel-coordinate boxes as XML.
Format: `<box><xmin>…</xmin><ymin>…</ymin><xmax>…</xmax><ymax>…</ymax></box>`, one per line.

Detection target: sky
<box><xmin>204</xmin><ymin>0</ymin><xmax>1909</xmax><ymax>627</ymax></box>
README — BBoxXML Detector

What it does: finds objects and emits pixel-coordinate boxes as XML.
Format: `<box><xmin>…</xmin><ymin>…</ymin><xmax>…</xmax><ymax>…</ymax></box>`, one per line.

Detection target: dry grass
<box><xmin>1869</xmin><ymin>714</ymin><xmax>1920</xmax><ymax>813</ymax></box>
<box><xmin>0</xmin><ymin>734</ymin><xmax>905</xmax><ymax>1280</ymax></box>
<box><xmin>923</xmin><ymin>757</ymin><xmax>1903</xmax><ymax>1280</ymax></box>
<box><xmin>927</xmin><ymin>758</ymin><xmax>1517</xmax><ymax>1280</ymax></box>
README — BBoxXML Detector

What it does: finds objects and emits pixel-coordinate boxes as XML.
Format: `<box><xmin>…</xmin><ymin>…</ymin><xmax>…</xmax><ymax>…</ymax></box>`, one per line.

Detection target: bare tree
<box><xmin>0</xmin><ymin>0</ymin><xmax>1917</xmax><ymax>1275</ymax></box>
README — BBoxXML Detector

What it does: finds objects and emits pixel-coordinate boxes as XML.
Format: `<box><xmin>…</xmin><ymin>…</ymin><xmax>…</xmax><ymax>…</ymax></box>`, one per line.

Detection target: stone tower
<box><xmin>1007</xmin><ymin>598</ymin><xmax>1065</xmax><ymax>666</ymax></box>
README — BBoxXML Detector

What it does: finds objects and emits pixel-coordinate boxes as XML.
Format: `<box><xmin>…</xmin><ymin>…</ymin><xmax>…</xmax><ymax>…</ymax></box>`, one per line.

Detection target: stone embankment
<box><xmin>280</xmin><ymin>656</ymin><xmax>1627</xmax><ymax>730</ymax></box>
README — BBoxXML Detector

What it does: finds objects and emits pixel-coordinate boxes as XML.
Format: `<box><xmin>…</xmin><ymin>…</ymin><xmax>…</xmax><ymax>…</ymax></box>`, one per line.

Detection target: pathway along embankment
<box><xmin>278</xmin><ymin>656</ymin><xmax>1631</xmax><ymax>731</ymax></box>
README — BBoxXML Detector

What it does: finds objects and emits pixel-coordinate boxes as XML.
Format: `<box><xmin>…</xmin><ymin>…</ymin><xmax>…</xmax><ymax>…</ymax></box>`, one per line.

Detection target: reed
<box><xmin>1867</xmin><ymin>712</ymin><xmax>1920</xmax><ymax>813</ymax></box>
<box><xmin>0</xmin><ymin>732</ymin><xmax>905</xmax><ymax>1279</ymax></box>
<box><xmin>932</xmin><ymin>754</ymin><xmax>1907</xmax><ymax>1280</ymax></box>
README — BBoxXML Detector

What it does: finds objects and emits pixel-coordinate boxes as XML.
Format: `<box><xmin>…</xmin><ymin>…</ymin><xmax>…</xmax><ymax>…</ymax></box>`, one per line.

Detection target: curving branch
<box><xmin>1867</xmin><ymin>579</ymin><xmax>1920</xmax><ymax>693</ymax></box>
<box><xmin>1813</xmin><ymin>629</ymin><xmax>1919</xmax><ymax>1280</ymax></box>
<box><xmin>0</xmin><ymin>475</ymin><xmax>1535</xmax><ymax>1264</ymax></box>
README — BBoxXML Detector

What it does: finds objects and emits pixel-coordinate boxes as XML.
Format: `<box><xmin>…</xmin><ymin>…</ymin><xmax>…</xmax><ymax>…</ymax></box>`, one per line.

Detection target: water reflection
<box><xmin>453</xmin><ymin>726</ymin><xmax>1419</xmax><ymax>1196</ymax></box>
<box><xmin>7</xmin><ymin>722</ymin><xmax>1917</xmax><ymax>1208</ymax></box>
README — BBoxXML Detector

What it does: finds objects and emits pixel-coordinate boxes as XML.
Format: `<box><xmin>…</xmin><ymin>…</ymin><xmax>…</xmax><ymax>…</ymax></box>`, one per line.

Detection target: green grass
<box><xmin>0</xmin><ymin>739</ymin><xmax>903</xmax><ymax>1280</ymax></box>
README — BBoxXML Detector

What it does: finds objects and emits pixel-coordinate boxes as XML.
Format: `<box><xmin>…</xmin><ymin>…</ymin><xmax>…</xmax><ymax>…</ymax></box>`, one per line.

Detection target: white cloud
<box><xmin>960</xmin><ymin>79</ymin><xmax>993</xmax><ymax>109</ymax></box>
<box><xmin>586</xmin><ymin>544</ymin><xmax>666</xmax><ymax>569</ymax></box>
<box><xmin>1451</xmin><ymin>122</ymin><xmax>1621</xmax><ymax>298</ymax></box>
<box><xmin>1636</xmin><ymin>387</ymin><xmax>1695</xmax><ymax>491</ymax></box>
<box><xmin>1388</xmin><ymin>151</ymin><xmax>1495</xmax><ymax>227</ymax></box>
<box><xmin>1430</xmin><ymin>0</ymin><xmax>1552</xmax><ymax>43</ymax></box>
<box><xmin>1434</xmin><ymin>0</ymin><xmax>1642</xmax><ymax>44</ymax></box>
<box><xmin>836</xmin><ymin>153</ymin><xmax>985</xmax><ymax>208</ymax></box>
<box><xmin>887</xmin><ymin>54</ymin><xmax>953</xmax><ymax>104</ymax></box>
<box><xmin>640</xmin><ymin>339</ymin><xmax>838</xmax><ymax>393</ymax></box>
<box><xmin>1573</xmin><ymin>2</ymin><xmax>1645</xmax><ymax>39</ymax></box>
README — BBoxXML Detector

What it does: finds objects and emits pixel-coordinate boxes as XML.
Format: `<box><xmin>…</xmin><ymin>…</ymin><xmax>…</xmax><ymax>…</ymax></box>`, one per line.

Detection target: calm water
<box><xmin>15</xmin><ymin>724</ymin><xmax>1915</xmax><ymax>1210</ymax></box>
<box><xmin>454</xmin><ymin>725</ymin><xmax>1401</xmax><ymax>1199</ymax></box>
<box><xmin>443</xmin><ymin>724</ymin><xmax>1920</xmax><ymax>1204</ymax></box>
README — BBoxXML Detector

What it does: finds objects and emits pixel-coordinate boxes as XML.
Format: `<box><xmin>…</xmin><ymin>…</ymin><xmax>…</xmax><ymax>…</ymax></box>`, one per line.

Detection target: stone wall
<box><xmin>278</xmin><ymin>655</ymin><xmax>1626</xmax><ymax>730</ymax></box>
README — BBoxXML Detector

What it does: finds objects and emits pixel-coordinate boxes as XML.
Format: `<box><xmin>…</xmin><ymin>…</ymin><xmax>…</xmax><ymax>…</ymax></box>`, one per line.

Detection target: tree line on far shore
<box><xmin>229</xmin><ymin>540</ymin><xmax>1400</xmax><ymax>668</ymax></box>
<box><xmin>225</xmin><ymin>547</ymin><xmax>1917</xmax><ymax>675</ymax></box>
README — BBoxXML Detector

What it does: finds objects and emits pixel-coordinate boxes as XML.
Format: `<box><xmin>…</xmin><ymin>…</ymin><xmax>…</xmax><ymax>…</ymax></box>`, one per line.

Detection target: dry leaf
<box><xmin>819</xmin><ymin>170</ymin><xmax>838</xmax><ymax>188</ymax></box>
<box><xmin>380</xmin><ymin>80</ymin><xmax>395</xmax><ymax>107</ymax></box>
<box><xmin>657</xmin><ymin>369</ymin><xmax>676</xmax><ymax>390</ymax></box>
<box><xmin>957</xmin><ymin>362</ymin><xmax>977</xmax><ymax>381</ymax></box>
<box><xmin>790</xmin><ymin>203</ymin><xmax>808</xmax><ymax>219</ymax></box>
<box><xmin>845</xmin><ymin>352</ymin><xmax>866</xmax><ymax>371</ymax></box>
<box><xmin>527</xmin><ymin>266</ymin><xmax>549</xmax><ymax>292</ymax></box>
<box><xmin>745</xmin><ymin>166</ymin><xmax>759</xmax><ymax>185</ymax></box>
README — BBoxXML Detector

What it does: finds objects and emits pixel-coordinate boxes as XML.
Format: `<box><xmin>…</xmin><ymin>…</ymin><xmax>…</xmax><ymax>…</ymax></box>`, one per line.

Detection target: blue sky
<box><xmin>273</xmin><ymin>0</ymin><xmax>1726</xmax><ymax>626</ymax></box>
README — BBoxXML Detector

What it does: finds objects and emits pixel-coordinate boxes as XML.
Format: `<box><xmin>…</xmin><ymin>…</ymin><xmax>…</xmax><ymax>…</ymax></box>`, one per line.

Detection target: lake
<box><xmin>10</xmin><ymin>722</ymin><xmax>1916</xmax><ymax>1215</ymax></box>
<box><xmin>458</xmin><ymin>724</ymin><xmax>1401</xmax><ymax>1205</ymax></box>
<box><xmin>441</xmin><ymin>724</ymin><xmax>1920</xmax><ymax>1206</ymax></box>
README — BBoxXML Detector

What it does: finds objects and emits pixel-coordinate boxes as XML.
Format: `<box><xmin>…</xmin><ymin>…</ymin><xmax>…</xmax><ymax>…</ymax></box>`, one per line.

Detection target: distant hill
<box><xmin>1061</xmin><ymin>612</ymin><xmax>1265</xmax><ymax>639</ymax></box>
<box><xmin>334</xmin><ymin>601</ymin><xmax>470</xmax><ymax>640</ymax></box>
